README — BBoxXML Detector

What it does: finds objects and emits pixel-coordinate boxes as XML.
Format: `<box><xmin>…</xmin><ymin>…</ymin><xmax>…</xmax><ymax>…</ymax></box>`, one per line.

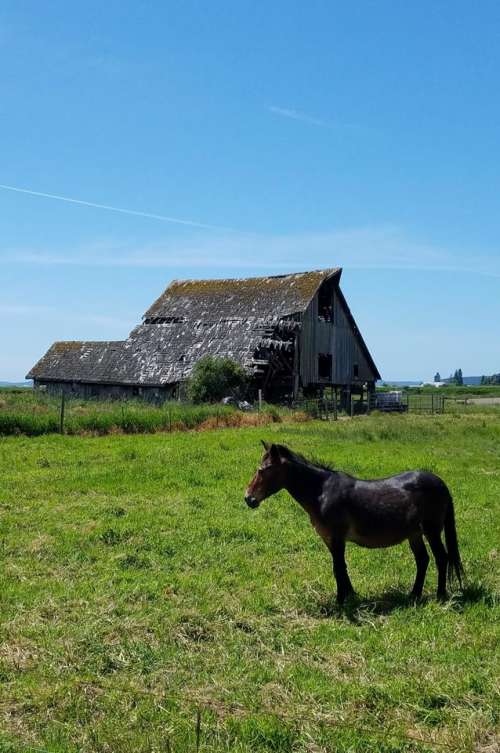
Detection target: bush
<box><xmin>186</xmin><ymin>356</ymin><xmax>248</xmax><ymax>403</ymax></box>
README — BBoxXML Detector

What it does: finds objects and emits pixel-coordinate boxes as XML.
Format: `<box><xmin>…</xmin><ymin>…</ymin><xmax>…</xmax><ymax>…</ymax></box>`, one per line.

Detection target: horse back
<box><xmin>322</xmin><ymin>469</ymin><xmax>451</xmax><ymax>548</ymax></box>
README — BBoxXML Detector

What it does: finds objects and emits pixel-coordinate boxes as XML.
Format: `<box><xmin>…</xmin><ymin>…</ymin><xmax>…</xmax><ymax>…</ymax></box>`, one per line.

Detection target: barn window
<box><xmin>318</xmin><ymin>286</ymin><xmax>333</xmax><ymax>323</ymax></box>
<box><xmin>318</xmin><ymin>353</ymin><xmax>332</xmax><ymax>380</ymax></box>
<box><xmin>353</xmin><ymin>363</ymin><xmax>359</xmax><ymax>378</ymax></box>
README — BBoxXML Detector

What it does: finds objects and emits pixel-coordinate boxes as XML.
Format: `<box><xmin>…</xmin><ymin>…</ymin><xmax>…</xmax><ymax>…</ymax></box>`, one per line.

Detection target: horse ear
<box><xmin>276</xmin><ymin>444</ymin><xmax>292</xmax><ymax>461</ymax></box>
<box><xmin>261</xmin><ymin>440</ymin><xmax>270</xmax><ymax>451</ymax></box>
<box><xmin>269</xmin><ymin>444</ymin><xmax>281</xmax><ymax>462</ymax></box>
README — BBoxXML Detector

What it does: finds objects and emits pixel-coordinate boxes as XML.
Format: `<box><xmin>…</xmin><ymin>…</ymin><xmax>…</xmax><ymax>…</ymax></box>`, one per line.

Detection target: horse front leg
<box><xmin>330</xmin><ymin>539</ymin><xmax>355</xmax><ymax>604</ymax></box>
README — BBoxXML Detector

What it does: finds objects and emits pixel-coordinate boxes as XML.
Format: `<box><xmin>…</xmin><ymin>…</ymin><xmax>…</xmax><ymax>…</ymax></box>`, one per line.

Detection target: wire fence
<box><xmin>291</xmin><ymin>392</ymin><xmax>446</xmax><ymax>419</ymax></box>
<box><xmin>2</xmin><ymin>387</ymin><xmax>498</xmax><ymax>437</ymax></box>
<box><xmin>7</xmin><ymin>676</ymin><xmax>461</xmax><ymax>753</ymax></box>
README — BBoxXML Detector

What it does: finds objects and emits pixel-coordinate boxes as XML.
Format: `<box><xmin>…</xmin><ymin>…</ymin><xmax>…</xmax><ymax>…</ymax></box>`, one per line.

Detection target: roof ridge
<box><xmin>167</xmin><ymin>268</ymin><xmax>340</xmax><ymax>286</ymax></box>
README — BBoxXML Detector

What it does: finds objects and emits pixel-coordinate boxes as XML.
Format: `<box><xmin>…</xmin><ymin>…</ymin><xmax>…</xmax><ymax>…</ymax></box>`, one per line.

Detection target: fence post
<box><xmin>59</xmin><ymin>392</ymin><xmax>65</xmax><ymax>434</ymax></box>
<box><xmin>258</xmin><ymin>389</ymin><xmax>262</xmax><ymax>413</ymax></box>
<box><xmin>168</xmin><ymin>404</ymin><xmax>172</xmax><ymax>432</ymax></box>
<box><xmin>195</xmin><ymin>707</ymin><xmax>202</xmax><ymax>752</ymax></box>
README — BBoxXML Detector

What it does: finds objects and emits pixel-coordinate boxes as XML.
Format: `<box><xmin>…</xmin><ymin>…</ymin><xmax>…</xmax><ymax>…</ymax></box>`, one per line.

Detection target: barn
<box><xmin>27</xmin><ymin>268</ymin><xmax>380</xmax><ymax>403</ymax></box>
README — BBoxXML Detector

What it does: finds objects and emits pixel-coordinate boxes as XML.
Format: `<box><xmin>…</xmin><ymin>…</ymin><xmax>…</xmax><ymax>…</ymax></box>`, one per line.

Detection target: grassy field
<box><xmin>379</xmin><ymin>385</ymin><xmax>500</xmax><ymax>398</ymax></box>
<box><xmin>0</xmin><ymin>412</ymin><xmax>499</xmax><ymax>752</ymax></box>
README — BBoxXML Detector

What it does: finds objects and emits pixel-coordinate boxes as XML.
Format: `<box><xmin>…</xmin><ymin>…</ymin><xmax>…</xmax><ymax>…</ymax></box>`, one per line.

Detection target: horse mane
<box><xmin>276</xmin><ymin>444</ymin><xmax>336</xmax><ymax>473</ymax></box>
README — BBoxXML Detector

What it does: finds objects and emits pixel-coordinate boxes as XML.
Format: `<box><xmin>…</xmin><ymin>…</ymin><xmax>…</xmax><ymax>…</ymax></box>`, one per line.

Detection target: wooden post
<box><xmin>59</xmin><ymin>392</ymin><xmax>65</xmax><ymax>434</ymax></box>
<box><xmin>258</xmin><ymin>389</ymin><xmax>262</xmax><ymax>413</ymax></box>
<box><xmin>195</xmin><ymin>708</ymin><xmax>202</xmax><ymax>752</ymax></box>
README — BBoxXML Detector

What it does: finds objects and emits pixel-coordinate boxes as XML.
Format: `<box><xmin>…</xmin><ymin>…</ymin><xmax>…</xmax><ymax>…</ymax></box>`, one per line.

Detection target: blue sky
<box><xmin>1</xmin><ymin>1</ymin><xmax>499</xmax><ymax>382</ymax></box>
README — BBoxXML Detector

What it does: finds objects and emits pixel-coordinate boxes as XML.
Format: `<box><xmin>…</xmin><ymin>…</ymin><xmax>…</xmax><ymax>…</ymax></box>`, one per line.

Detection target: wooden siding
<box><xmin>298</xmin><ymin>286</ymin><xmax>377</xmax><ymax>387</ymax></box>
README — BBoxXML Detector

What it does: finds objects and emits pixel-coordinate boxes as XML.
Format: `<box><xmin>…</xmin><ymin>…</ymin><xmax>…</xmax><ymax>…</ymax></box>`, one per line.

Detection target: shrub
<box><xmin>186</xmin><ymin>356</ymin><xmax>248</xmax><ymax>403</ymax></box>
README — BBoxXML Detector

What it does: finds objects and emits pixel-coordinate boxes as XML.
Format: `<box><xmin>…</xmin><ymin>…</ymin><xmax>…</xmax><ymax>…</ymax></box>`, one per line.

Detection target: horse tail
<box><xmin>444</xmin><ymin>496</ymin><xmax>464</xmax><ymax>588</ymax></box>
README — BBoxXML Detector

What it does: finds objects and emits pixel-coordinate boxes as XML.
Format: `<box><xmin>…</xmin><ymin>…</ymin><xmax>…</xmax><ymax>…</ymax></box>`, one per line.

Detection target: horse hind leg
<box><xmin>408</xmin><ymin>534</ymin><xmax>429</xmax><ymax>600</ymax></box>
<box><xmin>424</xmin><ymin>526</ymin><xmax>448</xmax><ymax>600</ymax></box>
<box><xmin>331</xmin><ymin>539</ymin><xmax>355</xmax><ymax>605</ymax></box>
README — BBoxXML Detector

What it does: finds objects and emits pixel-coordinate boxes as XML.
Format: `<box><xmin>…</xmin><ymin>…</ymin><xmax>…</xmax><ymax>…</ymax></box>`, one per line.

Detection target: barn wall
<box><xmin>298</xmin><ymin>284</ymin><xmax>376</xmax><ymax>387</ymax></box>
<box><xmin>331</xmin><ymin>292</ymin><xmax>374</xmax><ymax>384</ymax></box>
<box><xmin>34</xmin><ymin>380</ymin><xmax>176</xmax><ymax>403</ymax></box>
<box><xmin>298</xmin><ymin>295</ymin><xmax>318</xmax><ymax>385</ymax></box>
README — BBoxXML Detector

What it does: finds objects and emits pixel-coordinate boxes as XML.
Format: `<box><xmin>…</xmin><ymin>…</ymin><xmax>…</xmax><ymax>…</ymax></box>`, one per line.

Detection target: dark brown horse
<box><xmin>245</xmin><ymin>442</ymin><xmax>464</xmax><ymax>603</ymax></box>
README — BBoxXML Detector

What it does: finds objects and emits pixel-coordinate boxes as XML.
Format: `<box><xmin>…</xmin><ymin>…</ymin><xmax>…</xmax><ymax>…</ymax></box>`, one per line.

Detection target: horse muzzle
<box><xmin>245</xmin><ymin>495</ymin><xmax>260</xmax><ymax>509</ymax></box>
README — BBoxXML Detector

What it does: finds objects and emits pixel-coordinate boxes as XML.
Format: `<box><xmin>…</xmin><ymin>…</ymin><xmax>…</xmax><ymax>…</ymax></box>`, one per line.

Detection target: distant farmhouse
<box><xmin>27</xmin><ymin>268</ymin><xmax>380</xmax><ymax>403</ymax></box>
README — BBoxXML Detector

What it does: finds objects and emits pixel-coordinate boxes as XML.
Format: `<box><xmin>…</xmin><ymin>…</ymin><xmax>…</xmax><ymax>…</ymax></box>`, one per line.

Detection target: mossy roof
<box><xmin>144</xmin><ymin>269</ymin><xmax>341</xmax><ymax>321</ymax></box>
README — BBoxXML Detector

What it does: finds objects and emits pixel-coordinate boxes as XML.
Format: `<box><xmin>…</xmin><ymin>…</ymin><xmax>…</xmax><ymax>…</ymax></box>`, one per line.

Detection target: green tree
<box><xmin>186</xmin><ymin>356</ymin><xmax>248</xmax><ymax>403</ymax></box>
<box><xmin>434</xmin><ymin>372</ymin><xmax>441</xmax><ymax>382</ymax></box>
<box><xmin>453</xmin><ymin>369</ymin><xmax>463</xmax><ymax>386</ymax></box>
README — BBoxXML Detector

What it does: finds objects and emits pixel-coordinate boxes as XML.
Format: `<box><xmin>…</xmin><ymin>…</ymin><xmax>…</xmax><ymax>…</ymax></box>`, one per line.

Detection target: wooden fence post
<box><xmin>59</xmin><ymin>392</ymin><xmax>65</xmax><ymax>434</ymax></box>
<box><xmin>195</xmin><ymin>707</ymin><xmax>202</xmax><ymax>752</ymax></box>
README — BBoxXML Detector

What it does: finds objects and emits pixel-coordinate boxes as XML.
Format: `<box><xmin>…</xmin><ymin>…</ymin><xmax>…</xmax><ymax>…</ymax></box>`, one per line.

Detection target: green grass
<box><xmin>378</xmin><ymin>384</ymin><xmax>500</xmax><ymax>398</ymax></box>
<box><xmin>0</xmin><ymin>389</ymin><xmax>289</xmax><ymax>436</ymax></box>
<box><xmin>0</xmin><ymin>413</ymin><xmax>499</xmax><ymax>752</ymax></box>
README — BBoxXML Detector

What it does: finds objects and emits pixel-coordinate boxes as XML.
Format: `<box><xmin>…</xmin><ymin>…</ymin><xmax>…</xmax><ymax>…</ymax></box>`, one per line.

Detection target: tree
<box><xmin>481</xmin><ymin>373</ymin><xmax>500</xmax><ymax>385</ymax></box>
<box><xmin>453</xmin><ymin>369</ymin><xmax>463</xmax><ymax>386</ymax></box>
<box><xmin>186</xmin><ymin>356</ymin><xmax>248</xmax><ymax>403</ymax></box>
<box><xmin>434</xmin><ymin>372</ymin><xmax>441</xmax><ymax>382</ymax></box>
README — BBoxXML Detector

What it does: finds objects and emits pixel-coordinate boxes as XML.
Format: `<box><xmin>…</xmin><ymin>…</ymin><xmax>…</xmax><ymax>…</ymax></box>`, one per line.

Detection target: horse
<box><xmin>245</xmin><ymin>442</ymin><xmax>464</xmax><ymax>604</ymax></box>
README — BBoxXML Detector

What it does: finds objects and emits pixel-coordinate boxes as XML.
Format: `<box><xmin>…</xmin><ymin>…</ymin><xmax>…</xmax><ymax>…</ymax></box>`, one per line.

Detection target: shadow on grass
<box><xmin>306</xmin><ymin>581</ymin><xmax>496</xmax><ymax>623</ymax></box>
<box><xmin>449</xmin><ymin>581</ymin><xmax>497</xmax><ymax>610</ymax></box>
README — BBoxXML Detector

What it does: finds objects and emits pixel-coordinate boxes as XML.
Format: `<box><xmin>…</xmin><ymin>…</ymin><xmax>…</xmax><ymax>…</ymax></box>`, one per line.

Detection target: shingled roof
<box><xmin>144</xmin><ymin>268</ymin><xmax>341</xmax><ymax>322</ymax></box>
<box><xmin>28</xmin><ymin>269</ymin><xmax>341</xmax><ymax>386</ymax></box>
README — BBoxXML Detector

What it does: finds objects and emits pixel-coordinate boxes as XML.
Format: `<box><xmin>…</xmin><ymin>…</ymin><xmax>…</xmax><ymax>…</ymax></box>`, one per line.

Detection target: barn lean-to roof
<box><xmin>26</xmin><ymin>341</ymin><xmax>125</xmax><ymax>384</ymax></box>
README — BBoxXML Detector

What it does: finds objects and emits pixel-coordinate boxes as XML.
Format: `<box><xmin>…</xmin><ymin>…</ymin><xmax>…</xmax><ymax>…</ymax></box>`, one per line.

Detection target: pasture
<box><xmin>0</xmin><ymin>412</ymin><xmax>498</xmax><ymax>752</ymax></box>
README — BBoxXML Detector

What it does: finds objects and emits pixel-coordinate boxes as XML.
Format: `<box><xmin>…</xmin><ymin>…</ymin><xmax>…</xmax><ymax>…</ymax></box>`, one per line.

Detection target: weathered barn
<box><xmin>27</xmin><ymin>268</ymin><xmax>380</xmax><ymax>402</ymax></box>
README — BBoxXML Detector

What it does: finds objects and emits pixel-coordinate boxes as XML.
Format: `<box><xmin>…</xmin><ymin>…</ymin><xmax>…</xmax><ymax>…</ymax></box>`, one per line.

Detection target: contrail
<box><xmin>0</xmin><ymin>183</ymin><xmax>234</xmax><ymax>231</ymax></box>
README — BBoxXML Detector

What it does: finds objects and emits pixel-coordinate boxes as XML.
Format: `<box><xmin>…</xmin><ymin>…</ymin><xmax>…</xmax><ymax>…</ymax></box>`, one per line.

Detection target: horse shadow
<box><xmin>310</xmin><ymin>581</ymin><xmax>495</xmax><ymax>623</ymax></box>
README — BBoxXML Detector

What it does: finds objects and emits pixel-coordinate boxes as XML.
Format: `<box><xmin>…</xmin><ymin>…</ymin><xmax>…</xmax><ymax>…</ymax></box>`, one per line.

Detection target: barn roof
<box><xmin>26</xmin><ymin>267</ymin><xmax>380</xmax><ymax>386</ymax></box>
<box><xmin>26</xmin><ymin>341</ymin><xmax>125</xmax><ymax>384</ymax></box>
<box><xmin>144</xmin><ymin>268</ymin><xmax>341</xmax><ymax>321</ymax></box>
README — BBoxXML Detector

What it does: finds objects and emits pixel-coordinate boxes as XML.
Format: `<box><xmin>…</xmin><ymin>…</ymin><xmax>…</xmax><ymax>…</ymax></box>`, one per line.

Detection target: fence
<box><xmin>3</xmin><ymin>388</ymin><xmax>494</xmax><ymax>438</ymax></box>
<box><xmin>292</xmin><ymin>392</ymin><xmax>445</xmax><ymax>420</ymax></box>
<box><xmin>14</xmin><ymin>677</ymin><xmax>458</xmax><ymax>753</ymax></box>
<box><xmin>370</xmin><ymin>392</ymin><xmax>445</xmax><ymax>414</ymax></box>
